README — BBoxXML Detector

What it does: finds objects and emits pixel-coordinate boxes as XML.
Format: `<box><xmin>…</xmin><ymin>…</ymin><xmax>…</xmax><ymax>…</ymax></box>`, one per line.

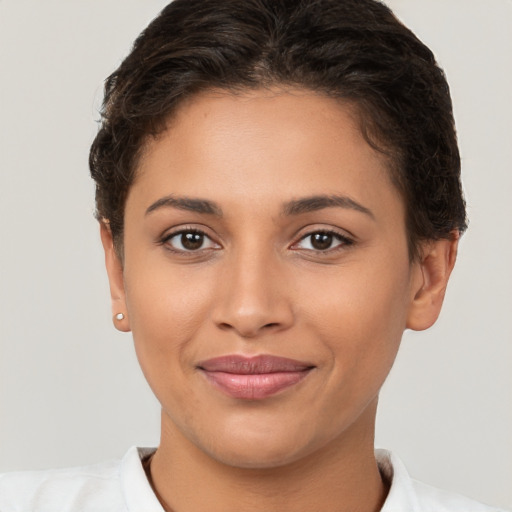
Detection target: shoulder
<box><xmin>410</xmin><ymin>478</ymin><xmax>507</xmax><ymax>512</ymax></box>
<box><xmin>376</xmin><ymin>449</ymin><xmax>508</xmax><ymax>512</ymax></box>
<box><xmin>0</xmin><ymin>458</ymin><xmax>123</xmax><ymax>512</ymax></box>
<box><xmin>0</xmin><ymin>447</ymin><xmax>156</xmax><ymax>512</ymax></box>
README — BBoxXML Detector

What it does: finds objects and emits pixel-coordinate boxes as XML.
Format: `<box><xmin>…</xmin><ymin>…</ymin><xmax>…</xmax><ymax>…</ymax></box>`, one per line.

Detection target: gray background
<box><xmin>0</xmin><ymin>0</ymin><xmax>511</xmax><ymax>509</ymax></box>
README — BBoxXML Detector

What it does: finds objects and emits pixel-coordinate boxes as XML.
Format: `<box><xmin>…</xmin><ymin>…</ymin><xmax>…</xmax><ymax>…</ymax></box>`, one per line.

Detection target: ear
<box><xmin>406</xmin><ymin>233</ymin><xmax>459</xmax><ymax>331</ymax></box>
<box><xmin>100</xmin><ymin>222</ymin><xmax>131</xmax><ymax>332</ymax></box>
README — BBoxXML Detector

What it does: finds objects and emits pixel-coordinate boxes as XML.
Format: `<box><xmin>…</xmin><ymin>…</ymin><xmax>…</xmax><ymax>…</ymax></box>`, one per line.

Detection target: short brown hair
<box><xmin>89</xmin><ymin>0</ymin><xmax>467</xmax><ymax>259</ymax></box>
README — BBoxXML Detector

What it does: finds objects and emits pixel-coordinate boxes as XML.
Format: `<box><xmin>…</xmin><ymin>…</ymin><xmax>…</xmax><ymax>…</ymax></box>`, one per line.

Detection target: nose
<box><xmin>212</xmin><ymin>248</ymin><xmax>294</xmax><ymax>338</ymax></box>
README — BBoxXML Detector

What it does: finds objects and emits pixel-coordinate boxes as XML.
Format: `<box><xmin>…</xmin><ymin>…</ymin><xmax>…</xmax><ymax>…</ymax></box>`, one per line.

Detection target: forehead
<box><xmin>131</xmin><ymin>88</ymin><xmax>403</xmax><ymax>222</ymax></box>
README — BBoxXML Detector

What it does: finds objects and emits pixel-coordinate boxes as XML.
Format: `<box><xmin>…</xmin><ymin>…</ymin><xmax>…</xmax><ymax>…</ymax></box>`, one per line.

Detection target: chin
<box><xmin>198</xmin><ymin>426</ymin><xmax>320</xmax><ymax>470</ymax></box>
<box><xmin>209</xmin><ymin>444</ymin><xmax>304</xmax><ymax>470</ymax></box>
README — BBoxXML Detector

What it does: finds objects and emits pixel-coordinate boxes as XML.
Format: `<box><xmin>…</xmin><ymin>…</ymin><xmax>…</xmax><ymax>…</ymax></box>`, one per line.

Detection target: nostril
<box><xmin>215</xmin><ymin>321</ymin><xmax>282</xmax><ymax>338</ymax></box>
<box><xmin>213</xmin><ymin>298</ymin><xmax>294</xmax><ymax>337</ymax></box>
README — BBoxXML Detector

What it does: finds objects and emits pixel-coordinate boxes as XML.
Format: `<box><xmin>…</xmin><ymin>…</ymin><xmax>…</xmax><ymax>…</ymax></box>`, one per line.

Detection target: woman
<box><xmin>0</xmin><ymin>0</ymin><xmax>508</xmax><ymax>511</ymax></box>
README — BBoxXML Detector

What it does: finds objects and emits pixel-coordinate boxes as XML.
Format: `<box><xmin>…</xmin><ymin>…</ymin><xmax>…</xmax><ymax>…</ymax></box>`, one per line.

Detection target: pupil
<box><xmin>311</xmin><ymin>233</ymin><xmax>333</xmax><ymax>250</ymax></box>
<box><xmin>181</xmin><ymin>232</ymin><xmax>203</xmax><ymax>250</ymax></box>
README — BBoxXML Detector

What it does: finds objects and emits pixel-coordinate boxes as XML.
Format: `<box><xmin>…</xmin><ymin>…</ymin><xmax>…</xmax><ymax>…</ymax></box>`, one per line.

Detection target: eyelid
<box><xmin>157</xmin><ymin>224</ymin><xmax>354</xmax><ymax>255</ymax></box>
<box><xmin>159</xmin><ymin>225</ymin><xmax>222</xmax><ymax>252</ymax></box>
<box><xmin>290</xmin><ymin>227</ymin><xmax>355</xmax><ymax>252</ymax></box>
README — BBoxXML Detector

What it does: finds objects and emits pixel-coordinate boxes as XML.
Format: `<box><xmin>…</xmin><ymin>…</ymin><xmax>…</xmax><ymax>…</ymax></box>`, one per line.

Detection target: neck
<box><xmin>148</xmin><ymin>400</ymin><xmax>387</xmax><ymax>512</ymax></box>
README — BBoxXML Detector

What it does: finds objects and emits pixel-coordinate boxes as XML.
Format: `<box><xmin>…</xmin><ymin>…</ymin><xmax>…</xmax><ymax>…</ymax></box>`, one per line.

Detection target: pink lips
<box><xmin>197</xmin><ymin>355</ymin><xmax>314</xmax><ymax>400</ymax></box>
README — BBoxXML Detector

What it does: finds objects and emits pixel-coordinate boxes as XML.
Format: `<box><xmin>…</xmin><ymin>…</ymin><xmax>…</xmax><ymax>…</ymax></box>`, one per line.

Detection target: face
<box><xmin>103</xmin><ymin>88</ymin><xmax>450</xmax><ymax>469</ymax></box>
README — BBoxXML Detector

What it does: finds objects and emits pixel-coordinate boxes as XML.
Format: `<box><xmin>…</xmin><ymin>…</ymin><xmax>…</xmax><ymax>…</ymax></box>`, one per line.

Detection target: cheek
<box><xmin>122</xmin><ymin>260</ymin><xmax>216</xmax><ymax>381</ymax></box>
<box><xmin>300</xmin><ymin>251</ymin><xmax>411</xmax><ymax>379</ymax></box>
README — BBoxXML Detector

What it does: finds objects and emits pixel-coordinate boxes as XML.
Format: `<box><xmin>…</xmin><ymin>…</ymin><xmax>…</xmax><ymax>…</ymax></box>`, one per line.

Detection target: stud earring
<box><xmin>115</xmin><ymin>313</ymin><xmax>125</xmax><ymax>321</ymax></box>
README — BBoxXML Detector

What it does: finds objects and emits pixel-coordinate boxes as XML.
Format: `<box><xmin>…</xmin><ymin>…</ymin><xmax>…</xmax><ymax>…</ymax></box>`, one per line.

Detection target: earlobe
<box><xmin>406</xmin><ymin>233</ymin><xmax>459</xmax><ymax>331</ymax></box>
<box><xmin>100</xmin><ymin>222</ymin><xmax>131</xmax><ymax>333</ymax></box>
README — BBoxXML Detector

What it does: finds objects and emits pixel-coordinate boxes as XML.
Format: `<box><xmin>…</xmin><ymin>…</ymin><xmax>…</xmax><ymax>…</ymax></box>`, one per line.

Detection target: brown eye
<box><xmin>181</xmin><ymin>232</ymin><xmax>204</xmax><ymax>250</ymax></box>
<box><xmin>293</xmin><ymin>230</ymin><xmax>353</xmax><ymax>252</ymax></box>
<box><xmin>164</xmin><ymin>230</ymin><xmax>219</xmax><ymax>252</ymax></box>
<box><xmin>310</xmin><ymin>232</ymin><xmax>333</xmax><ymax>250</ymax></box>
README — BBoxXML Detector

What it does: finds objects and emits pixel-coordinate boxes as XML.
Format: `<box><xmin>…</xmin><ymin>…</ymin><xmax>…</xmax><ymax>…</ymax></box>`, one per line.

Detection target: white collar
<box><xmin>119</xmin><ymin>446</ymin><xmax>492</xmax><ymax>512</ymax></box>
<box><xmin>376</xmin><ymin>448</ymin><xmax>423</xmax><ymax>511</ymax></box>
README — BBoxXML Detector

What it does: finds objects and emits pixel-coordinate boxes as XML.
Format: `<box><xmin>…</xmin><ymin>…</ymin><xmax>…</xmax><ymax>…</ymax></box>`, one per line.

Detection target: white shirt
<box><xmin>0</xmin><ymin>447</ymin><xmax>506</xmax><ymax>511</ymax></box>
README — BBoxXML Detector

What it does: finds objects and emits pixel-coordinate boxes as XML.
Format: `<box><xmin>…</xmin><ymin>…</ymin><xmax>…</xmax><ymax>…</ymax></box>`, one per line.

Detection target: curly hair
<box><xmin>89</xmin><ymin>0</ymin><xmax>467</xmax><ymax>260</ymax></box>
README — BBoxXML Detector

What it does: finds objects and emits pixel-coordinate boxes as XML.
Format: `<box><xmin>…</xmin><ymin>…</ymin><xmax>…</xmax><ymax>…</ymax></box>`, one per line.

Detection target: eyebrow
<box><xmin>145</xmin><ymin>193</ymin><xmax>374</xmax><ymax>219</ymax></box>
<box><xmin>282</xmin><ymin>195</ymin><xmax>375</xmax><ymax>219</ymax></box>
<box><xmin>145</xmin><ymin>195</ymin><xmax>223</xmax><ymax>216</ymax></box>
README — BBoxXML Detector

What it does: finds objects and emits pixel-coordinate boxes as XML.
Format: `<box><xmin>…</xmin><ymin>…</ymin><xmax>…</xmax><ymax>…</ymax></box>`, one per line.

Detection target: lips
<box><xmin>197</xmin><ymin>355</ymin><xmax>314</xmax><ymax>400</ymax></box>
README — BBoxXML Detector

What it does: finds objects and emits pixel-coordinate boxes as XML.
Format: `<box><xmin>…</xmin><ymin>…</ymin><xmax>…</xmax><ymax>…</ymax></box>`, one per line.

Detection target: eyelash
<box><xmin>160</xmin><ymin>228</ymin><xmax>220</xmax><ymax>254</ymax></box>
<box><xmin>292</xmin><ymin>230</ymin><xmax>354</xmax><ymax>253</ymax></box>
<box><xmin>159</xmin><ymin>228</ymin><xmax>354</xmax><ymax>255</ymax></box>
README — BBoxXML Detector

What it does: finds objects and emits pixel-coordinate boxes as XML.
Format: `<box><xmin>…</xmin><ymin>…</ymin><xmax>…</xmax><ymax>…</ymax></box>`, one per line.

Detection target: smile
<box><xmin>197</xmin><ymin>355</ymin><xmax>315</xmax><ymax>400</ymax></box>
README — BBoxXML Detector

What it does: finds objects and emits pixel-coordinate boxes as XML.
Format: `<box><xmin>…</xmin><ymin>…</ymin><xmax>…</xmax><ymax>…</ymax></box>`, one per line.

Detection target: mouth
<box><xmin>197</xmin><ymin>355</ymin><xmax>315</xmax><ymax>400</ymax></box>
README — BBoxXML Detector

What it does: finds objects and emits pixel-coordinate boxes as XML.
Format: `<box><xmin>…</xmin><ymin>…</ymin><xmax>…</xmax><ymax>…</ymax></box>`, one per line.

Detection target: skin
<box><xmin>101</xmin><ymin>88</ymin><xmax>458</xmax><ymax>512</ymax></box>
